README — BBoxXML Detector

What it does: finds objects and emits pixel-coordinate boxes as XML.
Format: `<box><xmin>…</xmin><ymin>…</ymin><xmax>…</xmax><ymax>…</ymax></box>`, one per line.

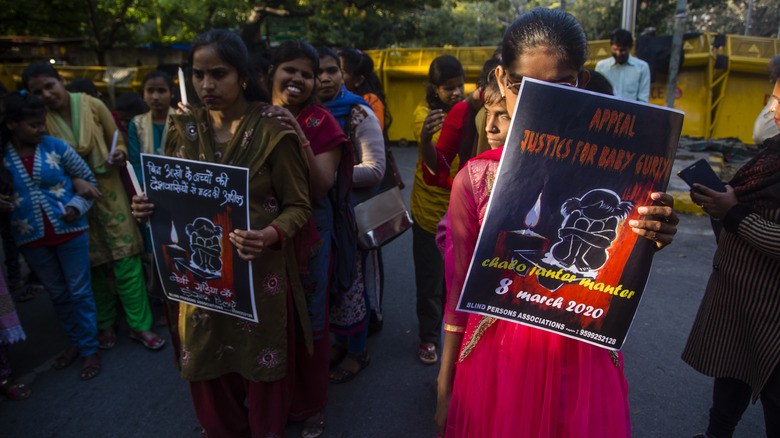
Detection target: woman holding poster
<box><xmin>435</xmin><ymin>9</ymin><xmax>679</xmax><ymax>437</ymax></box>
<box><xmin>132</xmin><ymin>30</ymin><xmax>312</xmax><ymax>437</ymax></box>
<box><xmin>683</xmin><ymin>54</ymin><xmax>780</xmax><ymax>438</ymax></box>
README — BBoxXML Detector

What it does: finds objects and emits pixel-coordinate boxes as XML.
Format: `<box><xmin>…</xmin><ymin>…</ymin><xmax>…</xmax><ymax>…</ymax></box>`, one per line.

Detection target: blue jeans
<box><xmin>21</xmin><ymin>233</ymin><xmax>98</xmax><ymax>356</ymax></box>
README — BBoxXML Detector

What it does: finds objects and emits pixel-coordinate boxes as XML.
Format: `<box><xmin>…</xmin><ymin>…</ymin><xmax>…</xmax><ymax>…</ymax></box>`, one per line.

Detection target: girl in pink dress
<box><xmin>435</xmin><ymin>8</ymin><xmax>680</xmax><ymax>438</ymax></box>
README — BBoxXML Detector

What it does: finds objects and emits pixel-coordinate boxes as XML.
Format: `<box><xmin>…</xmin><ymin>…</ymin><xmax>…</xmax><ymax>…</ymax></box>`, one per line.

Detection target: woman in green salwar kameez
<box><xmin>131</xmin><ymin>30</ymin><xmax>313</xmax><ymax>437</ymax></box>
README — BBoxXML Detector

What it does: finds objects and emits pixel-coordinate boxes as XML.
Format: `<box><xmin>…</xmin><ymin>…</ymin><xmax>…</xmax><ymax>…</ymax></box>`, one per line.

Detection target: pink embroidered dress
<box><xmin>443</xmin><ymin>147</ymin><xmax>631</xmax><ymax>438</ymax></box>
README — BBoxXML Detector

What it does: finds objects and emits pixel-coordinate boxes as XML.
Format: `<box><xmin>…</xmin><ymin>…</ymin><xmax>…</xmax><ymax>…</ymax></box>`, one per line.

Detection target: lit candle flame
<box><xmin>524</xmin><ymin>191</ymin><xmax>542</xmax><ymax>228</ymax></box>
<box><xmin>170</xmin><ymin>221</ymin><xmax>178</xmax><ymax>244</ymax></box>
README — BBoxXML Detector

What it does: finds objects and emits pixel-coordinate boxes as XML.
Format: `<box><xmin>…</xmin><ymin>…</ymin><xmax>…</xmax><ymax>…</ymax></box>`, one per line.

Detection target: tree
<box><xmin>0</xmin><ymin>0</ymin><xmax>87</xmax><ymax>39</ymax></box>
<box><xmin>83</xmin><ymin>0</ymin><xmax>155</xmax><ymax>65</ymax></box>
<box><xmin>386</xmin><ymin>0</ymin><xmax>509</xmax><ymax>48</ymax></box>
<box><xmin>567</xmin><ymin>0</ymin><xmax>621</xmax><ymax>40</ymax></box>
<box><xmin>239</xmin><ymin>1</ymin><xmax>314</xmax><ymax>50</ymax></box>
<box><xmin>0</xmin><ymin>0</ymin><xmax>155</xmax><ymax>65</ymax></box>
<box><xmin>1</xmin><ymin>0</ymin><xmax>777</xmax><ymax>65</ymax></box>
<box><xmin>258</xmin><ymin>0</ymin><xmax>445</xmax><ymax>49</ymax></box>
<box><xmin>689</xmin><ymin>0</ymin><xmax>780</xmax><ymax>37</ymax></box>
<box><xmin>152</xmin><ymin>0</ymin><xmax>254</xmax><ymax>44</ymax></box>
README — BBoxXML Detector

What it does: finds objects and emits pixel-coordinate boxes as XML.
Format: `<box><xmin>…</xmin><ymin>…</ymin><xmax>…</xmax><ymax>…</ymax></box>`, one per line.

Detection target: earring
<box><xmin>242</xmin><ymin>81</ymin><xmax>247</xmax><ymax>90</ymax></box>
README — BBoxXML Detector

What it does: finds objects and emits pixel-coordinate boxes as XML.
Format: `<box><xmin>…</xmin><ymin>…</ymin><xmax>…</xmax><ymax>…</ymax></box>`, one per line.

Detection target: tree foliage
<box><xmin>567</xmin><ymin>0</ymin><xmax>779</xmax><ymax>40</ymax></box>
<box><xmin>0</xmin><ymin>0</ymin><xmax>87</xmax><ymax>38</ymax></box>
<box><xmin>153</xmin><ymin>0</ymin><xmax>255</xmax><ymax>43</ymax></box>
<box><xmin>82</xmin><ymin>0</ymin><xmax>157</xmax><ymax>64</ymax></box>
<box><xmin>689</xmin><ymin>0</ymin><xmax>780</xmax><ymax>37</ymax></box>
<box><xmin>0</xmin><ymin>0</ymin><xmax>777</xmax><ymax>65</ymax></box>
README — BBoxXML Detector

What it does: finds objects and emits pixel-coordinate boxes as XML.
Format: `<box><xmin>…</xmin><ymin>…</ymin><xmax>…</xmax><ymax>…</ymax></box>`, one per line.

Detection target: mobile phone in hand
<box><xmin>677</xmin><ymin>158</ymin><xmax>726</xmax><ymax>193</ymax></box>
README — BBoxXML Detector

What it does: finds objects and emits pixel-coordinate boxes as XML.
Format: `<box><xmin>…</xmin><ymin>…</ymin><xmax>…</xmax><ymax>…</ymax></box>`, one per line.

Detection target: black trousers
<box><xmin>707</xmin><ymin>365</ymin><xmax>780</xmax><ymax>438</ymax></box>
<box><xmin>0</xmin><ymin>211</ymin><xmax>21</xmax><ymax>284</ymax></box>
<box><xmin>412</xmin><ymin>222</ymin><xmax>445</xmax><ymax>345</ymax></box>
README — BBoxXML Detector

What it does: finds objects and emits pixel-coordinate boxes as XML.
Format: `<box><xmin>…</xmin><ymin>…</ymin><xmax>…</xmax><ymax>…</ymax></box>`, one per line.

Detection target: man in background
<box><xmin>596</xmin><ymin>29</ymin><xmax>651</xmax><ymax>102</ymax></box>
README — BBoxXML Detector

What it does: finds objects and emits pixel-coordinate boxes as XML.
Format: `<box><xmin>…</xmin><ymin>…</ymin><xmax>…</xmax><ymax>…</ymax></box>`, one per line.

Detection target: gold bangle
<box><xmin>443</xmin><ymin>323</ymin><xmax>465</xmax><ymax>333</ymax></box>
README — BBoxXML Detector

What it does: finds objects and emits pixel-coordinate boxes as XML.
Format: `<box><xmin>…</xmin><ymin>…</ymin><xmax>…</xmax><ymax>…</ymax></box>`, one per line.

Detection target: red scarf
<box><xmin>731</xmin><ymin>138</ymin><xmax>780</xmax><ymax>209</ymax></box>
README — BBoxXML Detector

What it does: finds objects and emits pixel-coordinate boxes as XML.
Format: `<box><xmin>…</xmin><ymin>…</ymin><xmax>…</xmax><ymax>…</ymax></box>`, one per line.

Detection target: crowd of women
<box><xmin>0</xmin><ymin>6</ymin><xmax>779</xmax><ymax>438</ymax></box>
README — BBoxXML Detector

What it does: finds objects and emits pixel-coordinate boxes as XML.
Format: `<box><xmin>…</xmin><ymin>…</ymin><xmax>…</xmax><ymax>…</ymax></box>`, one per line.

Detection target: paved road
<box><xmin>0</xmin><ymin>144</ymin><xmax>765</xmax><ymax>437</ymax></box>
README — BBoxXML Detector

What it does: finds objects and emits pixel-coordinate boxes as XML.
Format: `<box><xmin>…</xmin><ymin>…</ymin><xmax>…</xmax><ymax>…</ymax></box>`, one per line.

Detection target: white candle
<box><xmin>108</xmin><ymin>129</ymin><xmax>118</xmax><ymax>163</ymax></box>
<box><xmin>178</xmin><ymin>67</ymin><xmax>188</xmax><ymax>106</ymax></box>
<box><xmin>57</xmin><ymin>201</ymin><xmax>67</xmax><ymax>215</ymax></box>
<box><xmin>125</xmin><ymin>162</ymin><xmax>143</xmax><ymax>195</ymax></box>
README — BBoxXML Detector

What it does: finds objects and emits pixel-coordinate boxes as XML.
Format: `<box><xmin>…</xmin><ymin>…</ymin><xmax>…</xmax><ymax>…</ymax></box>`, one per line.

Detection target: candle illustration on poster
<box><xmin>512</xmin><ymin>191</ymin><xmax>549</xmax><ymax>255</ymax></box>
<box><xmin>163</xmin><ymin>220</ymin><xmax>188</xmax><ymax>272</ymax></box>
<box><xmin>494</xmin><ymin>190</ymin><xmax>550</xmax><ymax>278</ymax></box>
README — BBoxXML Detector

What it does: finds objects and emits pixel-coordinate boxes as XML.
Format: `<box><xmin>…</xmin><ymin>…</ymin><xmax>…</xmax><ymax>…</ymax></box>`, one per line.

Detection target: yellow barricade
<box><xmin>379</xmin><ymin>36</ymin><xmax>777</xmax><ymax>144</ymax></box>
<box><xmin>709</xmin><ymin>36</ymin><xmax>780</xmax><ymax>142</ymax></box>
<box><xmin>382</xmin><ymin>47</ymin><xmax>490</xmax><ymax>144</ymax></box>
<box><xmin>0</xmin><ymin>64</ymin><xmax>158</xmax><ymax>105</ymax></box>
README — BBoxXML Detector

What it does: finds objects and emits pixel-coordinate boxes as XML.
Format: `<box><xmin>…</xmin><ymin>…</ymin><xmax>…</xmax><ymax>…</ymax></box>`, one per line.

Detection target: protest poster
<box><xmin>141</xmin><ymin>154</ymin><xmax>257</xmax><ymax>322</ymax></box>
<box><xmin>456</xmin><ymin>79</ymin><xmax>684</xmax><ymax>350</ymax></box>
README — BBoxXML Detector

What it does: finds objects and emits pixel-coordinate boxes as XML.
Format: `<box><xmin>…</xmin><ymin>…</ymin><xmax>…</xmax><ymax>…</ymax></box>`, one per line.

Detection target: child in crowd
<box><xmin>127</xmin><ymin>71</ymin><xmax>176</xmax><ymax>216</ymax></box>
<box><xmin>412</xmin><ymin>55</ymin><xmax>465</xmax><ymax>365</ymax></box>
<box><xmin>339</xmin><ymin>47</ymin><xmax>390</xmax><ymax>133</ymax></box>
<box><xmin>420</xmin><ymin>55</ymin><xmax>501</xmax><ymax>190</ymax></box>
<box><xmin>0</xmin><ymin>91</ymin><xmax>101</xmax><ymax>380</ymax></box>
<box><xmin>114</xmin><ymin>92</ymin><xmax>147</xmax><ymax>145</ymax></box>
<box><xmin>127</xmin><ymin>70</ymin><xmax>178</xmax><ymax>325</ymax></box>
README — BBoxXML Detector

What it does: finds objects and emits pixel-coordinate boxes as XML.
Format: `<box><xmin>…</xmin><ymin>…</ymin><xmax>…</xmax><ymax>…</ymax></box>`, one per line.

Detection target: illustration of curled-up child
<box><xmin>550</xmin><ymin>189</ymin><xmax>633</xmax><ymax>273</ymax></box>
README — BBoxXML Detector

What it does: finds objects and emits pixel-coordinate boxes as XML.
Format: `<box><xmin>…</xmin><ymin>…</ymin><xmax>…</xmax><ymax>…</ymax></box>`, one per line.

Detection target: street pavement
<box><xmin>0</xmin><ymin>144</ymin><xmax>765</xmax><ymax>437</ymax></box>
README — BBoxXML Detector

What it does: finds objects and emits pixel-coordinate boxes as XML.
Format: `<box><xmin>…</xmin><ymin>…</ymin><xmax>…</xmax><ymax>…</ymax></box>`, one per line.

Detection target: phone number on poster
<box><xmin>578</xmin><ymin>329</ymin><xmax>617</xmax><ymax>345</ymax></box>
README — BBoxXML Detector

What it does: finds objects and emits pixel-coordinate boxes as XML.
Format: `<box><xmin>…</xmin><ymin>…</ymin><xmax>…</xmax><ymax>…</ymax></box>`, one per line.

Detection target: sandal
<box><xmin>418</xmin><ymin>342</ymin><xmax>438</xmax><ymax>365</ymax></box>
<box><xmin>301</xmin><ymin>411</ymin><xmax>326</xmax><ymax>438</ymax></box>
<box><xmin>15</xmin><ymin>282</ymin><xmax>44</xmax><ymax>303</ymax></box>
<box><xmin>130</xmin><ymin>330</ymin><xmax>166</xmax><ymax>351</ymax></box>
<box><xmin>8</xmin><ymin>279</ymin><xmax>25</xmax><ymax>292</ymax></box>
<box><xmin>98</xmin><ymin>324</ymin><xmax>117</xmax><ymax>350</ymax></box>
<box><xmin>329</xmin><ymin>351</ymin><xmax>370</xmax><ymax>384</ymax></box>
<box><xmin>80</xmin><ymin>353</ymin><xmax>101</xmax><ymax>381</ymax></box>
<box><xmin>329</xmin><ymin>343</ymin><xmax>348</xmax><ymax>370</ymax></box>
<box><xmin>0</xmin><ymin>378</ymin><xmax>31</xmax><ymax>400</ymax></box>
<box><xmin>53</xmin><ymin>346</ymin><xmax>79</xmax><ymax>370</ymax></box>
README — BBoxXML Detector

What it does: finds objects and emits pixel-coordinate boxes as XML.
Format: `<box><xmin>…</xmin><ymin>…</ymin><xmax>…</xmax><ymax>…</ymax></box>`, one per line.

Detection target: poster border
<box><xmin>455</xmin><ymin>78</ymin><xmax>683</xmax><ymax>350</ymax></box>
<box><xmin>140</xmin><ymin>153</ymin><xmax>257</xmax><ymax>322</ymax></box>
